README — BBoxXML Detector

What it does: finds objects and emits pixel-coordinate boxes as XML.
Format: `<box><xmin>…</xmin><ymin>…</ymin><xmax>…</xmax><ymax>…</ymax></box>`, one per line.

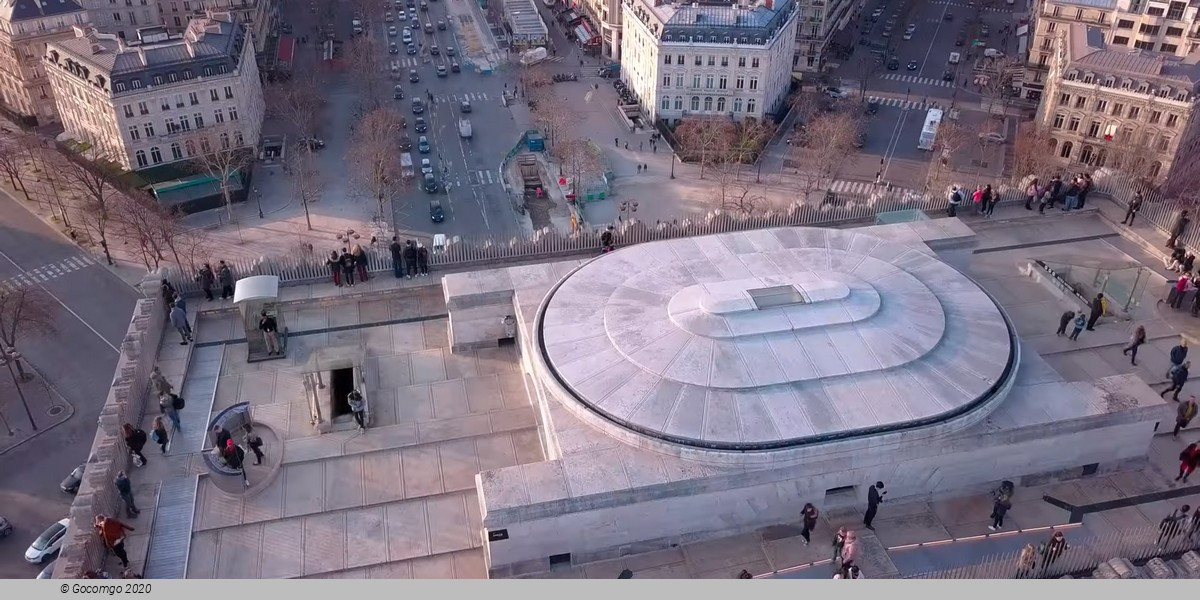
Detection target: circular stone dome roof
<box><xmin>536</xmin><ymin>227</ymin><xmax>1015</xmax><ymax>451</ymax></box>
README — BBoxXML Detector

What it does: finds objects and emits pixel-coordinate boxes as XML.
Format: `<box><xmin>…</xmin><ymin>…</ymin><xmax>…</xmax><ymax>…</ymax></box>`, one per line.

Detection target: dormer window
<box><xmin>1066</xmin><ymin>70</ymin><xmax>1078</xmax><ymax>80</ymax></box>
<box><xmin>1177</xmin><ymin>91</ymin><xmax>1189</xmax><ymax>101</ymax></box>
<box><xmin>182</xmin><ymin>68</ymin><xmax>192</xmax><ymax>79</ymax></box>
<box><xmin>1138</xmin><ymin>82</ymin><xmax>1150</xmax><ymax>93</ymax></box>
<box><xmin>167</xmin><ymin>72</ymin><xmax>177</xmax><ymax>83</ymax></box>
<box><xmin>217</xmin><ymin>64</ymin><xmax>227</xmax><ymax>74</ymax></box>
<box><xmin>1082</xmin><ymin>73</ymin><xmax>1094</xmax><ymax>84</ymax></box>
<box><xmin>1157</xmin><ymin>86</ymin><xmax>1172</xmax><ymax>98</ymax></box>
<box><xmin>1104</xmin><ymin>76</ymin><xmax>1115</xmax><ymax>87</ymax></box>
<box><xmin>130</xmin><ymin>79</ymin><xmax>141</xmax><ymax>89</ymax></box>
<box><xmin>202</xmin><ymin>65</ymin><xmax>213</xmax><ymax>76</ymax></box>
<box><xmin>114</xmin><ymin>81</ymin><xmax>125</xmax><ymax>92</ymax></box>
<box><xmin>152</xmin><ymin>74</ymin><xmax>163</xmax><ymax>85</ymax></box>
<box><xmin>1122</xmin><ymin>78</ymin><xmax>1132</xmax><ymax>89</ymax></box>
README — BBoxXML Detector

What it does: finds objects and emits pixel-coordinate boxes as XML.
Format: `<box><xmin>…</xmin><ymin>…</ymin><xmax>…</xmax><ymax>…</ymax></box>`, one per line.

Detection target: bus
<box><xmin>917</xmin><ymin>108</ymin><xmax>943</xmax><ymax>151</ymax></box>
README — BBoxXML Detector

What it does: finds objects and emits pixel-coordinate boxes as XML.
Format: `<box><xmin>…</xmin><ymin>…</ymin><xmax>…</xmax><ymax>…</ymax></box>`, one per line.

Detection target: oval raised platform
<box><xmin>535</xmin><ymin>227</ymin><xmax>1017</xmax><ymax>452</ymax></box>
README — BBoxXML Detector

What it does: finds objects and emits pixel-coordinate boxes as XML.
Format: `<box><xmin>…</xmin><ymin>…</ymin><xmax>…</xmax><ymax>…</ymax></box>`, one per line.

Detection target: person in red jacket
<box><xmin>93</xmin><ymin>514</ymin><xmax>135</xmax><ymax>568</ymax></box>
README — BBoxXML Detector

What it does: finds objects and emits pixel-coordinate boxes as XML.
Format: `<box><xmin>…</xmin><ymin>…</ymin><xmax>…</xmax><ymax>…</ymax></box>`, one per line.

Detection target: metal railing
<box><xmin>1092</xmin><ymin>173</ymin><xmax>1200</xmax><ymax>252</ymax></box>
<box><xmin>909</xmin><ymin>521</ymin><xmax>1200</xmax><ymax>579</ymax></box>
<box><xmin>161</xmin><ymin>183</ymin><xmax>1038</xmax><ymax>293</ymax></box>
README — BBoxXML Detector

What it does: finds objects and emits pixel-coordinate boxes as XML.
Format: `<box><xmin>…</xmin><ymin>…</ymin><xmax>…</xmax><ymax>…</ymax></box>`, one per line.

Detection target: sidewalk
<box><xmin>0</xmin><ymin>367</ymin><xmax>73</xmax><ymax>455</ymax></box>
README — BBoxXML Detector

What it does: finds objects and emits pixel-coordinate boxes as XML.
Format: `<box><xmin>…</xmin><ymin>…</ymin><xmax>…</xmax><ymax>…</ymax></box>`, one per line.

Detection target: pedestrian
<box><xmin>1171</xmin><ymin>272</ymin><xmax>1191</xmax><ymax>308</ymax></box>
<box><xmin>169</xmin><ymin>302</ymin><xmax>192</xmax><ymax>345</ymax></box>
<box><xmin>1177</xmin><ymin>443</ymin><xmax>1199</xmax><ymax>481</ymax></box>
<box><xmin>1122</xmin><ymin>325</ymin><xmax>1147</xmax><ymax>365</ymax></box>
<box><xmin>351</xmin><ymin>242</ymin><xmax>369</xmax><ymax>282</ymax></box>
<box><xmin>1168</xmin><ymin>210</ymin><xmax>1191</xmax><ymax>248</ymax></box>
<box><xmin>1015</xmin><ymin>543</ymin><xmax>1038</xmax><ymax>578</ymax></box>
<box><xmin>1169</xmin><ymin>338</ymin><xmax>1189</xmax><ymax>374</ymax></box>
<box><xmin>1056</xmin><ymin>310</ymin><xmax>1075</xmax><ymax>336</ymax></box>
<box><xmin>326</xmin><ymin>250</ymin><xmax>342</xmax><ymax>287</ymax></box>
<box><xmin>642</xmin><ymin>163</ymin><xmax>648</xmax><ymax>172</ymax></box>
<box><xmin>1185</xmin><ymin>254</ymin><xmax>1197</xmax><ymax>275</ymax></box>
<box><xmin>348</xmin><ymin>388</ymin><xmax>367</xmax><ymax>431</ymax></box>
<box><xmin>1041</xmin><ymin>175</ymin><xmax>1062</xmax><ymax>213</ymax></box>
<box><xmin>1024</xmin><ymin>177</ymin><xmax>1040</xmax><ymax>210</ymax></box>
<box><xmin>972</xmin><ymin>185</ymin><xmax>984</xmax><ymax>214</ymax></box>
<box><xmin>94</xmin><ymin>515</ymin><xmax>134</xmax><ymax>568</ymax></box>
<box><xmin>639</xmin><ymin>141</ymin><xmax>643</xmax><ymax>151</ymax></box>
<box><xmin>624</xmin><ymin>142</ymin><xmax>629</xmax><ymax>150</ymax></box>
<box><xmin>1175</xmin><ymin>396</ymin><xmax>1198</xmax><ymax>438</ymax></box>
<box><xmin>172</xmin><ymin>294</ymin><xmax>187</xmax><ymax>317</ymax></box>
<box><xmin>160</xmin><ymin>278</ymin><xmax>176</xmax><ymax>306</ymax></box>
<box><xmin>417</xmin><ymin>243</ymin><xmax>430</xmax><ymax>276</ymax></box>
<box><xmin>1122</xmin><ymin>191</ymin><xmax>1144</xmax><ymax>226</ymax></box>
<box><xmin>1040</xmin><ymin>531</ymin><xmax>1068</xmax><ymax>568</ymax></box>
<box><xmin>1061</xmin><ymin>177</ymin><xmax>1081</xmax><ymax>211</ymax></box>
<box><xmin>217</xmin><ymin>261</ymin><xmax>234</xmax><ymax>299</ymax></box>
<box><xmin>114</xmin><ymin>470</ymin><xmax>139</xmax><ymax>518</ymax></box>
<box><xmin>615</xmin><ymin>137</ymin><xmax>619</xmax><ymax>147</ymax></box>
<box><xmin>149</xmin><ymin>366</ymin><xmax>173</xmax><ymax>398</ymax></box>
<box><xmin>403</xmin><ymin>240</ymin><xmax>419</xmax><ymax>279</ymax></box>
<box><xmin>212</xmin><ymin>424</ymin><xmax>231</xmax><ymax>450</ymax></box>
<box><xmin>224</xmin><ymin>438</ymin><xmax>248</xmax><ymax>486</ymax></box>
<box><xmin>195</xmin><ymin>263</ymin><xmax>215</xmax><ymax>301</ymax></box>
<box><xmin>839</xmin><ymin>531</ymin><xmax>859</xmax><ymax>577</ymax></box>
<box><xmin>863</xmin><ymin>481</ymin><xmax>886</xmax><ymax>530</ymax></box>
<box><xmin>151</xmin><ymin>416</ymin><xmax>169</xmax><ymax>454</ymax></box>
<box><xmin>1068</xmin><ymin>312</ymin><xmax>1086</xmax><ymax>340</ymax></box>
<box><xmin>339</xmin><ymin>247</ymin><xmax>356</xmax><ymax>286</ymax></box>
<box><xmin>1077</xmin><ymin>173</ymin><xmax>1093</xmax><ymax>208</ymax></box>
<box><xmin>989</xmin><ymin>493</ymin><xmax>1011</xmax><ymax>531</ymax></box>
<box><xmin>122</xmin><ymin>423</ymin><xmax>148</xmax><ymax>467</ymax></box>
<box><xmin>243</xmin><ymin>424</ymin><xmax>264</xmax><ymax>465</ymax></box>
<box><xmin>832</xmin><ymin>527</ymin><xmax>847</xmax><ymax>563</ymax></box>
<box><xmin>800</xmin><ymin>502</ymin><xmax>819</xmax><ymax>545</ymax></box>
<box><xmin>1158</xmin><ymin>505</ymin><xmax>1191</xmax><ymax>545</ymax></box>
<box><xmin>1085</xmin><ymin>293</ymin><xmax>1104</xmax><ymax>330</ymax></box>
<box><xmin>636</xmin><ymin>164</ymin><xmax>641</xmax><ymax>173</ymax></box>
<box><xmin>259</xmin><ymin>310</ymin><xmax>280</xmax><ymax>356</ymax></box>
<box><xmin>1167</xmin><ymin>245</ymin><xmax>1187</xmax><ymax>271</ymax></box>
<box><xmin>948</xmin><ymin>185</ymin><xmax>963</xmax><ymax>217</ymax></box>
<box><xmin>982</xmin><ymin>184</ymin><xmax>996</xmax><ymax>217</ymax></box>
<box><xmin>390</xmin><ymin>237</ymin><xmax>404</xmax><ymax>278</ymax></box>
<box><xmin>159</xmin><ymin>392</ymin><xmax>182</xmax><ymax>432</ymax></box>
<box><xmin>1162</xmin><ymin>361</ymin><xmax>1191</xmax><ymax>401</ymax></box>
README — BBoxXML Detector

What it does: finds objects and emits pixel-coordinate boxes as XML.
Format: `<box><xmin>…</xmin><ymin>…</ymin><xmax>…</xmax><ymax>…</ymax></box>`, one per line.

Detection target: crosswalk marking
<box><xmin>436</xmin><ymin>91</ymin><xmax>490</xmax><ymax>103</ymax></box>
<box><xmin>1</xmin><ymin>254</ymin><xmax>95</xmax><ymax>290</ymax></box>
<box><xmin>928</xmin><ymin>0</ymin><xmax>1009</xmax><ymax>12</ymax></box>
<box><xmin>881</xmin><ymin>73</ymin><xmax>955</xmax><ymax>88</ymax></box>
<box><xmin>469</xmin><ymin>169</ymin><xmax>498</xmax><ymax>185</ymax></box>
<box><xmin>827</xmin><ymin>179</ymin><xmax>916</xmax><ymax>197</ymax></box>
<box><xmin>864</xmin><ymin>95</ymin><xmax>930</xmax><ymax>111</ymax></box>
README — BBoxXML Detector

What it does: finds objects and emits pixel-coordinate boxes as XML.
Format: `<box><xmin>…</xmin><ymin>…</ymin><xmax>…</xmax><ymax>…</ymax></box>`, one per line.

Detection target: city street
<box><xmin>0</xmin><ymin>190</ymin><xmax>139</xmax><ymax>578</ymax></box>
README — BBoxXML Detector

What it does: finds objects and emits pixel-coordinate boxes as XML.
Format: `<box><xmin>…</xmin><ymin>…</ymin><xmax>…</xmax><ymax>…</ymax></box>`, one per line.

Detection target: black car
<box><xmin>450</xmin><ymin>61</ymin><xmax>460</xmax><ymax>72</ymax></box>
<box><xmin>409</xmin><ymin>69</ymin><xmax>420</xmax><ymax>83</ymax></box>
<box><xmin>429</xmin><ymin>198</ymin><xmax>445</xmax><ymax>219</ymax></box>
<box><xmin>430</xmin><ymin>44</ymin><xmax>439</xmax><ymax>55</ymax></box>
<box><xmin>887</xmin><ymin>57</ymin><xmax>900</xmax><ymax>70</ymax></box>
<box><xmin>414</xmin><ymin>117</ymin><xmax>428</xmax><ymax>133</ymax></box>
<box><xmin>865</xmin><ymin>101</ymin><xmax>879</xmax><ymax>115</ymax></box>
<box><xmin>389</xmin><ymin>42</ymin><xmax>398</xmax><ymax>54</ymax></box>
<box><xmin>299</xmin><ymin>137</ymin><xmax>325</xmax><ymax>150</ymax></box>
<box><xmin>399</xmin><ymin>135</ymin><xmax>412</xmax><ymax>150</ymax></box>
<box><xmin>411</xmin><ymin>98</ymin><xmax>424</xmax><ymax>114</ymax></box>
<box><xmin>393</xmin><ymin>85</ymin><xmax>404</xmax><ymax>99</ymax></box>
<box><xmin>423</xmin><ymin>174</ymin><xmax>439</xmax><ymax>194</ymax></box>
<box><xmin>854</xmin><ymin>132</ymin><xmax>866</xmax><ymax>149</ymax></box>
<box><xmin>942</xmin><ymin>71</ymin><xmax>955</xmax><ymax>82</ymax></box>
<box><xmin>406</xmin><ymin>43</ymin><xmax>417</xmax><ymax>55</ymax></box>
<box><xmin>461</xmin><ymin>100</ymin><xmax>472</xmax><ymax>113</ymax></box>
<box><xmin>955</xmin><ymin>37</ymin><xmax>964</xmax><ymax>46</ymax></box>
<box><xmin>60</xmin><ymin>464</ymin><xmax>85</xmax><ymax>494</ymax></box>
<box><xmin>437</xmin><ymin>19</ymin><xmax>446</xmax><ymax>30</ymax></box>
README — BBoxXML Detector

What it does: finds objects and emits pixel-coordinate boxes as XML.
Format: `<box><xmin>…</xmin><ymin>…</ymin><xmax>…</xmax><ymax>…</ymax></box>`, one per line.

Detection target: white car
<box><xmin>388</xmin><ymin>25</ymin><xmax>398</xmax><ymax>36</ymax></box>
<box><xmin>25</xmin><ymin>518</ymin><xmax>69</xmax><ymax>564</ymax></box>
<box><xmin>824</xmin><ymin>86</ymin><xmax>850</xmax><ymax>99</ymax></box>
<box><xmin>903</xmin><ymin>32</ymin><xmax>913</xmax><ymax>40</ymax></box>
<box><xmin>421</xmin><ymin>158</ymin><xmax>433</xmax><ymax>174</ymax></box>
<box><xmin>979</xmin><ymin>132</ymin><xmax>1006</xmax><ymax>144</ymax></box>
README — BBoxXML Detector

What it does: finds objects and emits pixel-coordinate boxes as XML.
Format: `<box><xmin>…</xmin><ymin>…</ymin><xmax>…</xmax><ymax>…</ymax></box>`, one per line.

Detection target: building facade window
<box><xmin>662</xmin><ymin>96</ymin><xmax>670</xmax><ymax>110</ymax></box>
<box><xmin>1053</xmin><ymin>113</ymin><xmax>1065</xmax><ymax>128</ymax></box>
<box><xmin>214</xmin><ymin>108</ymin><xmax>224</xmax><ymax>123</ymax></box>
<box><xmin>690</xmin><ymin>96</ymin><xmax>699</xmax><ymax>110</ymax></box>
<box><xmin>150</xmin><ymin>146</ymin><xmax>162</xmax><ymax>163</ymax></box>
<box><xmin>170</xmin><ymin>142</ymin><xmax>182</xmax><ymax>160</ymax></box>
<box><xmin>703</xmin><ymin>97</ymin><xmax>712</xmax><ymax>111</ymax></box>
<box><xmin>219</xmin><ymin>132</ymin><xmax>230</xmax><ymax>149</ymax></box>
<box><xmin>716</xmin><ymin>97</ymin><xmax>725</xmax><ymax>112</ymax></box>
<box><xmin>128</xmin><ymin>124</ymin><xmax>139</xmax><ymax>140</ymax></box>
<box><xmin>736</xmin><ymin>75</ymin><xmax>744</xmax><ymax>89</ymax></box>
<box><xmin>746</xmin><ymin>99</ymin><xmax>755</xmax><ymax>114</ymax></box>
<box><xmin>733</xmin><ymin>97</ymin><xmax>743</xmax><ymax>112</ymax></box>
<box><xmin>1060</xmin><ymin>141</ymin><xmax>1073</xmax><ymax>158</ymax></box>
<box><xmin>674</xmin><ymin>96</ymin><xmax>683</xmax><ymax>110</ymax></box>
<box><xmin>719</xmin><ymin>75</ymin><xmax>727</xmax><ymax>89</ymax></box>
<box><xmin>135</xmin><ymin>149</ymin><xmax>147</xmax><ymax>167</ymax></box>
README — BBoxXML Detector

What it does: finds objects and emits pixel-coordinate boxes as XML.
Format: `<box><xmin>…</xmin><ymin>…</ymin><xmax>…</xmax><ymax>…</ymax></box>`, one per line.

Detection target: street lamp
<box><xmin>0</xmin><ymin>349</ymin><xmax>37</xmax><ymax>432</ymax></box>
<box><xmin>670</xmin><ymin>151</ymin><xmax>676</xmax><ymax>179</ymax></box>
<box><xmin>618</xmin><ymin>200</ymin><xmax>638</xmax><ymax>221</ymax></box>
<box><xmin>254</xmin><ymin>187</ymin><xmax>264</xmax><ymax>218</ymax></box>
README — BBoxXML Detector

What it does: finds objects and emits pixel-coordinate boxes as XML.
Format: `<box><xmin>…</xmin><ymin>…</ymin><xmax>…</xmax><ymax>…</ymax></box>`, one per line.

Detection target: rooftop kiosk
<box><xmin>232</xmin><ymin>275</ymin><xmax>288</xmax><ymax>363</ymax></box>
<box><xmin>299</xmin><ymin>345</ymin><xmax>369</xmax><ymax>434</ymax></box>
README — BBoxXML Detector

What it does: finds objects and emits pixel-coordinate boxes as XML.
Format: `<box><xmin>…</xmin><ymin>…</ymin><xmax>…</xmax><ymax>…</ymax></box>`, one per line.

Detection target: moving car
<box><xmin>411</xmin><ymin>98</ymin><xmax>425</xmax><ymax>114</ymax></box>
<box><xmin>824</xmin><ymin>86</ymin><xmax>850</xmax><ymax>99</ymax></box>
<box><xmin>420</xmin><ymin>157</ymin><xmax>433</xmax><ymax>174</ymax></box>
<box><xmin>955</xmin><ymin>36</ymin><xmax>964</xmax><ymax>46</ymax></box>
<box><xmin>388</xmin><ymin>25</ymin><xmax>397</xmax><ymax>36</ymax></box>
<box><xmin>424</xmin><ymin>174</ymin><xmax>440</xmax><ymax>194</ymax></box>
<box><xmin>430</xmin><ymin>44</ymin><xmax>439</xmax><ymax>55</ymax></box>
<box><xmin>450</xmin><ymin>61</ymin><xmax>460</xmax><ymax>72</ymax></box>
<box><xmin>25</xmin><ymin>518</ymin><xmax>69</xmax><ymax>564</ymax></box>
<box><xmin>902</xmin><ymin>31</ymin><xmax>912</xmax><ymax>40</ymax></box>
<box><xmin>445</xmin><ymin>46</ymin><xmax>456</xmax><ymax>56</ymax></box>
<box><xmin>399</xmin><ymin>135</ymin><xmax>413</xmax><ymax>150</ymax></box>
<box><xmin>437</xmin><ymin>19</ymin><xmax>446</xmax><ymax>30</ymax></box>
<box><xmin>423</xmin><ymin>22</ymin><xmax>433</xmax><ymax>32</ymax></box>
<box><xmin>414</xmin><ymin>117</ymin><xmax>428</xmax><ymax>133</ymax></box>
<box><xmin>420</xmin><ymin>0</ymin><xmax>428</xmax><ymax>9</ymax></box>
<box><xmin>436</xmin><ymin>65</ymin><xmax>447</xmax><ymax>77</ymax></box>
<box><xmin>429</xmin><ymin>199</ymin><xmax>445</xmax><ymax>220</ymax></box>
<box><xmin>394</xmin><ymin>85</ymin><xmax>404</xmax><ymax>99</ymax></box>
<box><xmin>887</xmin><ymin>57</ymin><xmax>900</xmax><ymax>70</ymax></box>
<box><xmin>409</xmin><ymin>69</ymin><xmax>420</xmax><ymax>82</ymax></box>
<box><xmin>945</xmin><ymin>12</ymin><xmax>953</xmax><ymax>20</ymax></box>
<box><xmin>406</xmin><ymin>43</ymin><xmax>417</xmax><ymax>54</ymax></box>
<box><xmin>460</xmin><ymin>100</ymin><xmax>472</xmax><ymax>113</ymax></box>
<box><xmin>942</xmin><ymin>71</ymin><xmax>955</xmax><ymax>81</ymax></box>
<box><xmin>418</xmin><ymin>135</ymin><xmax>430</xmax><ymax>153</ymax></box>
<box><xmin>389</xmin><ymin>42</ymin><xmax>398</xmax><ymax>54</ymax></box>
<box><xmin>61</xmin><ymin>464</ymin><xmax>85</xmax><ymax>493</ymax></box>
<box><xmin>402</xmin><ymin>29</ymin><xmax>412</xmax><ymax>43</ymax></box>
<box><xmin>907</xmin><ymin>60</ymin><xmax>919</xmax><ymax>70</ymax></box>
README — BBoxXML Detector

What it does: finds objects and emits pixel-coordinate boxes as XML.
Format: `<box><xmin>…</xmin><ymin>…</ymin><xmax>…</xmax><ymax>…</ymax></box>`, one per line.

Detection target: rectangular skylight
<box><xmin>747</xmin><ymin>285</ymin><xmax>808</xmax><ymax>309</ymax></box>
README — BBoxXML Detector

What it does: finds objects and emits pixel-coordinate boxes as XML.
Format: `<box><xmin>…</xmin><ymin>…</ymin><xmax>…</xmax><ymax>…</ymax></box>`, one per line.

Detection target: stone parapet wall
<box><xmin>54</xmin><ymin>276</ymin><xmax>165</xmax><ymax>578</ymax></box>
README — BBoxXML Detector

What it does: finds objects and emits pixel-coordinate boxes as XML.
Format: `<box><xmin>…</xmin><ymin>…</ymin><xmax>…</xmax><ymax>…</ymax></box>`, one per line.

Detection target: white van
<box><xmin>390</xmin><ymin>61</ymin><xmax>401</xmax><ymax>78</ymax></box>
<box><xmin>948</xmin><ymin>52</ymin><xmax>961</xmax><ymax>64</ymax></box>
<box><xmin>984</xmin><ymin>48</ymin><xmax>1005</xmax><ymax>58</ymax></box>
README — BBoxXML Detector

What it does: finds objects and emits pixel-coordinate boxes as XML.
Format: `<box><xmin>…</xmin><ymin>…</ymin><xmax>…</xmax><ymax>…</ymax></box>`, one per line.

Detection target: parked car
<box><xmin>979</xmin><ymin>132</ymin><xmax>1006</xmax><ymax>144</ymax></box>
<box><xmin>37</xmin><ymin>560</ymin><xmax>56</xmax><ymax>579</ymax></box>
<box><xmin>418</xmin><ymin>135</ymin><xmax>430</xmax><ymax>153</ymax></box>
<box><xmin>436</xmin><ymin>65</ymin><xmax>447</xmax><ymax>77</ymax></box>
<box><xmin>399</xmin><ymin>135</ymin><xmax>412</xmax><ymax>150</ymax></box>
<box><xmin>955</xmin><ymin>36</ymin><xmax>965</xmax><ymax>46</ymax></box>
<box><xmin>461</xmin><ymin>100</ymin><xmax>472</xmax><ymax>113</ymax></box>
<box><xmin>385</xmin><ymin>11</ymin><xmax>394</xmax><ymax>22</ymax></box>
<box><xmin>854</xmin><ymin>132</ymin><xmax>866</xmax><ymax>148</ymax></box>
<box><xmin>824</xmin><ymin>86</ymin><xmax>850</xmax><ymax>99</ymax></box>
<box><xmin>25</xmin><ymin>518</ymin><xmax>69</xmax><ymax>564</ymax></box>
<box><xmin>414</xmin><ymin>117</ymin><xmax>428</xmax><ymax>132</ymax></box>
<box><xmin>299</xmin><ymin>137</ymin><xmax>326</xmax><ymax>150</ymax></box>
<box><xmin>865</xmin><ymin>101</ymin><xmax>879</xmax><ymax>115</ymax></box>
<box><xmin>61</xmin><ymin>464</ymin><xmax>85</xmax><ymax>493</ymax></box>
<box><xmin>429</xmin><ymin>199</ymin><xmax>445</xmax><ymax>220</ymax></box>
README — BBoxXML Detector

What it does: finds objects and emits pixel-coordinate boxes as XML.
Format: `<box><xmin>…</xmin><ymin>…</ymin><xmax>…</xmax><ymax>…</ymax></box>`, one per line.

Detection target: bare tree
<box><xmin>675</xmin><ymin>116</ymin><xmax>737</xmax><ymax>179</ymax></box>
<box><xmin>926</xmin><ymin>119</ymin><xmax>969</xmax><ymax>193</ymax></box>
<box><xmin>14</xmin><ymin>133</ymin><xmax>73</xmax><ymax>226</ymax></box>
<box><xmin>113</xmin><ymin>193</ymin><xmax>170</xmax><ymax>270</ymax></box>
<box><xmin>522</xmin><ymin>62</ymin><xmax>553</xmax><ymax>96</ymax></box>
<box><xmin>1010</xmin><ymin>123</ymin><xmax>1060</xmax><ymax>183</ymax></box>
<box><xmin>977</xmin><ymin>57</ymin><xmax>1022</xmax><ymax>117</ymax></box>
<box><xmin>552</xmin><ymin>137</ymin><xmax>606</xmax><ymax>200</ymax></box>
<box><xmin>0</xmin><ymin>286</ymin><xmax>56</xmax><ymax>380</ymax></box>
<box><xmin>267</xmin><ymin>69</ymin><xmax>327</xmax><ymax>143</ymax></box>
<box><xmin>529</xmin><ymin>86</ymin><xmax>572</xmax><ymax>149</ymax></box>
<box><xmin>58</xmin><ymin>149</ymin><xmax>123</xmax><ymax>265</ymax></box>
<box><xmin>708</xmin><ymin>157</ymin><xmax>766</xmax><ymax>215</ymax></box>
<box><xmin>855</xmin><ymin>53</ymin><xmax>884</xmax><ymax>102</ymax></box>
<box><xmin>0</xmin><ymin>139</ymin><xmax>31</xmax><ymax>202</ymax></box>
<box><xmin>728</xmin><ymin>120</ymin><xmax>776</xmax><ymax>178</ymax></box>
<box><xmin>188</xmin><ymin>126</ymin><xmax>255</xmax><ymax>221</ymax></box>
<box><xmin>786</xmin><ymin>106</ymin><xmax>862</xmax><ymax>201</ymax></box>
<box><xmin>287</xmin><ymin>144</ymin><xmax>325</xmax><ymax>230</ymax></box>
<box><xmin>347</xmin><ymin>35</ymin><xmax>387</xmax><ymax>109</ymax></box>
<box><xmin>346</xmin><ymin>107</ymin><xmax>405</xmax><ymax>219</ymax></box>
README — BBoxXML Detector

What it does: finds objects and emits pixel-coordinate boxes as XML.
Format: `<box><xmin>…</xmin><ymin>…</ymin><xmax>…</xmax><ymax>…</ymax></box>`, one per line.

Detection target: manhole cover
<box><xmin>47</xmin><ymin>405</ymin><xmax>65</xmax><ymax>417</ymax></box>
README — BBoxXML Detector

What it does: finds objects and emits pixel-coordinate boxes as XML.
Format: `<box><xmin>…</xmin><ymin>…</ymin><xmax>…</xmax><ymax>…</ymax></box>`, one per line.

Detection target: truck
<box><xmin>400</xmin><ymin>152</ymin><xmax>414</xmax><ymax>180</ymax></box>
<box><xmin>458</xmin><ymin>118</ymin><xmax>472</xmax><ymax>139</ymax></box>
<box><xmin>520</xmin><ymin>47</ymin><xmax>548</xmax><ymax>66</ymax></box>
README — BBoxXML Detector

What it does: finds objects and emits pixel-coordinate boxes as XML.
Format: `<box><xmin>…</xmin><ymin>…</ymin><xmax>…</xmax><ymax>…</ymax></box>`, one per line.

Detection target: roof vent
<box><xmin>747</xmin><ymin>285</ymin><xmax>808</xmax><ymax>310</ymax></box>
